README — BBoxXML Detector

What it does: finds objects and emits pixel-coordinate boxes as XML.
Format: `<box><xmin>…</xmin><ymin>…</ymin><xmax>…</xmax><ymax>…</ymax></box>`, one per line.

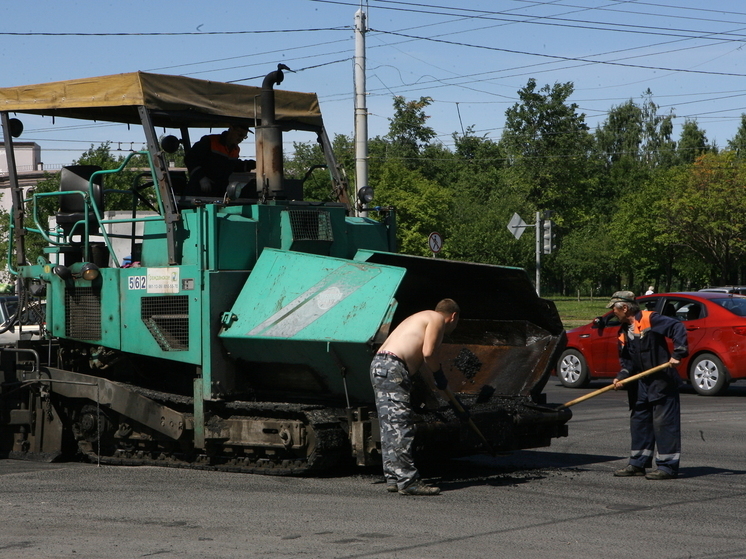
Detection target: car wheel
<box><xmin>557</xmin><ymin>349</ymin><xmax>590</xmax><ymax>388</ymax></box>
<box><xmin>689</xmin><ymin>353</ymin><xmax>729</xmax><ymax>396</ymax></box>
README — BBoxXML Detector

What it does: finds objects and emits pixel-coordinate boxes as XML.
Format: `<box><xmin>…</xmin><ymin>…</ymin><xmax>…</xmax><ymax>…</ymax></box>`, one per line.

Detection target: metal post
<box><xmin>1</xmin><ymin>112</ymin><xmax>26</xmax><ymax>268</ymax></box>
<box><xmin>318</xmin><ymin>126</ymin><xmax>352</xmax><ymax>210</ymax></box>
<box><xmin>138</xmin><ymin>106</ymin><xmax>180</xmax><ymax>265</ymax></box>
<box><xmin>354</xmin><ymin>8</ymin><xmax>368</xmax><ymax>217</ymax></box>
<box><xmin>535</xmin><ymin>211</ymin><xmax>542</xmax><ymax>297</ymax></box>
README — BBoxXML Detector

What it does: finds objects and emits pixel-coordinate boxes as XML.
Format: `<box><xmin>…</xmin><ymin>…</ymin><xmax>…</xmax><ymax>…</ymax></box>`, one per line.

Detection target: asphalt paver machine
<box><xmin>0</xmin><ymin>68</ymin><xmax>571</xmax><ymax>473</ymax></box>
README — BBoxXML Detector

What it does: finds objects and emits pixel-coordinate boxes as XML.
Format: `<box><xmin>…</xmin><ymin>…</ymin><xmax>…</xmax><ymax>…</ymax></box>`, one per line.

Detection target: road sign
<box><xmin>507</xmin><ymin>213</ymin><xmax>528</xmax><ymax>240</ymax></box>
<box><xmin>428</xmin><ymin>232</ymin><xmax>443</xmax><ymax>254</ymax></box>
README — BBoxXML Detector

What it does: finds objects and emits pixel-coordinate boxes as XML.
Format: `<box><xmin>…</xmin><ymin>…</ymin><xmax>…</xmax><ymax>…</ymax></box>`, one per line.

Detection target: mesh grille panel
<box><xmin>287</xmin><ymin>210</ymin><xmax>333</xmax><ymax>242</ymax></box>
<box><xmin>141</xmin><ymin>296</ymin><xmax>189</xmax><ymax>351</ymax></box>
<box><xmin>65</xmin><ymin>287</ymin><xmax>102</xmax><ymax>339</ymax></box>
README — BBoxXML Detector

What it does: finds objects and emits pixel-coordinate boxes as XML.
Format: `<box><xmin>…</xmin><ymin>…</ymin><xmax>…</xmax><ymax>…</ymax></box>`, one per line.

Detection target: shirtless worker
<box><xmin>370</xmin><ymin>298</ymin><xmax>460</xmax><ymax>496</ymax></box>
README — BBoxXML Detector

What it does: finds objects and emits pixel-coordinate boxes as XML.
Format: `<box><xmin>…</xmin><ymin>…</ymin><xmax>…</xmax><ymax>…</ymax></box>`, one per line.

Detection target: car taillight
<box><xmin>733</xmin><ymin>326</ymin><xmax>746</xmax><ymax>336</ymax></box>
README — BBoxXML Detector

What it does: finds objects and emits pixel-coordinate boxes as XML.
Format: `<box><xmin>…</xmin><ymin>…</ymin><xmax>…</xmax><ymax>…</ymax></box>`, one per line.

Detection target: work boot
<box><xmin>613</xmin><ymin>465</ymin><xmax>646</xmax><ymax>477</ymax></box>
<box><xmin>645</xmin><ymin>469</ymin><xmax>676</xmax><ymax>480</ymax></box>
<box><xmin>398</xmin><ymin>480</ymin><xmax>441</xmax><ymax>496</ymax></box>
<box><xmin>387</xmin><ymin>484</ymin><xmax>398</xmax><ymax>493</ymax></box>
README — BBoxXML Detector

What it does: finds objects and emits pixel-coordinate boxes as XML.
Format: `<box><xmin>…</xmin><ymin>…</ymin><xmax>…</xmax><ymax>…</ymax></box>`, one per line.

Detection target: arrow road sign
<box><xmin>507</xmin><ymin>213</ymin><xmax>528</xmax><ymax>240</ymax></box>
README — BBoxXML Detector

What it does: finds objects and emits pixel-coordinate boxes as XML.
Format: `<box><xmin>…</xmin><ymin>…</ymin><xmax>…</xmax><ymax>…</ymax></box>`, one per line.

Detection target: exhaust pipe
<box><xmin>256</xmin><ymin>64</ymin><xmax>290</xmax><ymax>199</ymax></box>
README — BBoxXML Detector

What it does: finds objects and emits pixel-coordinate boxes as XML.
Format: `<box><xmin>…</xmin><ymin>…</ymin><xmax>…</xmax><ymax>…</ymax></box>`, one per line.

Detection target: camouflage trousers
<box><xmin>370</xmin><ymin>353</ymin><xmax>419</xmax><ymax>490</ymax></box>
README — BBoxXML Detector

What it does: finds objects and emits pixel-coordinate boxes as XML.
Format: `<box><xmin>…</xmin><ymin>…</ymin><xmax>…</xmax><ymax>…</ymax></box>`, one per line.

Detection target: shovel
<box><xmin>439</xmin><ymin>384</ymin><xmax>496</xmax><ymax>456</ymax></box>
<box><xmin>558</xmin><ymin>362</ymin><xmax>672</xmax><ymax>410</ymax></box>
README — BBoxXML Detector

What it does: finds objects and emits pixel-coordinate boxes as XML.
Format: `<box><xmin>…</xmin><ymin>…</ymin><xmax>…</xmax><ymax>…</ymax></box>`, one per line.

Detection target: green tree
<box><xmin>554</xmin><ymin>222</ymin><xmax>618</xmax><ymax>295</ymax></box>
<box><xmin>677</xmin><ymin>119</ymin><xmax>711</xmax><ymax>165</ymax></box>
<box><xmin>500</xmin><ymin>79</ymin><xmax>594</xmax><ymax>223</ymax></box>
<box><xmin>441</xmin><ymin>128</ymin><xmax>528</xmax><ymax>266</ymax></box>
<box><xmin>370</xmin><ymin>159</ymin><xmax>451</xmax><ymax>256</ymax></box>
<box><xmin>656</xmin><ymin>152</ymin><xmax>746</xmax><ymax>284</ymax></box>
<box><xmin>449</xmin><ymin>127</ymin><xmax>505</xmax><ymax>201</ymax></box>
<box><xmin>607</xmin><ymin>165</ymin><xmax>685</xmax><ymax>292</ymax></box>
<box><xmin>638</xmin><ymin>90</ymin><xmax>677</xmax><ymax>168</ymax></box>
<box><xmin>592</xmin><ymin>92</ymin><xmax>677</xmax><ymax>192</ymax></box>
<box><xmin>726</xmin><ymin>113</ymin><xmax>746</xmax><ymax>158</ymax></box>
<box><xmin>594</xmin><ymin>99</ymin><xmax>646</xmax><ymax>167</ymax></box>
<box><xmin>386</xmin><ymin>96</ymin><xmax>436</xmax><ymax>166</ymax></box>
<box><xmin>445</xmin><ymin>188</ymin><xmax>533</xmax><ymax>267</ymax></box>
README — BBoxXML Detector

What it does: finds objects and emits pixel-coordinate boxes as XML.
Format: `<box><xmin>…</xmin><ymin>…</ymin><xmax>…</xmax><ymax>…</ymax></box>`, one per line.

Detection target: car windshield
<box><xmin>712</xmin><ymin>297</ymin><xmax>746</xmax><ymax>317</ymax></box>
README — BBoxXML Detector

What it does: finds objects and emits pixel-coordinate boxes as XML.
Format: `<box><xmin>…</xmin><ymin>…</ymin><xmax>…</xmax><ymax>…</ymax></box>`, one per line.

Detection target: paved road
<box><xmin>2</xmin><ymin>380</ymin><xmax>745</xmax><ymax>559</ymax></box>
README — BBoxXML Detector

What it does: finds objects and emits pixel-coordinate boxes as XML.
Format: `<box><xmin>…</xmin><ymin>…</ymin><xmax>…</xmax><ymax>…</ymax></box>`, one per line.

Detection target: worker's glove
<box><xmin>199</xmin><ymin>177</ymin><xmax>214</xmax><ymax>193</ymax></box>
<box><xmin>433</xmin><ymin>367</ymin><xmax>448</xmax><ymax>390</ymax></box>
<box><xmin>243</xmin><ymin>159</ymin><xmax>257</xmax><ymax>171</ymax></box>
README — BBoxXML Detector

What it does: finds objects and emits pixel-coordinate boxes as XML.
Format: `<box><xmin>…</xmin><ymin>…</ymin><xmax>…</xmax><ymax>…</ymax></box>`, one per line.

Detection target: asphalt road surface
<box><xmin>2</xmin><ymin>380</ymin><xmax>745</xmax><ymax>559</ymax></box>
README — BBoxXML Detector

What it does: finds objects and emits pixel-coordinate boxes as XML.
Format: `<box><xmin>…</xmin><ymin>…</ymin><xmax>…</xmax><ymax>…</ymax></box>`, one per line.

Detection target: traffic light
<box><xmin>542</xmin><ymin>219</ymin><xmax>555</xmax><ymax>254</ymax></box>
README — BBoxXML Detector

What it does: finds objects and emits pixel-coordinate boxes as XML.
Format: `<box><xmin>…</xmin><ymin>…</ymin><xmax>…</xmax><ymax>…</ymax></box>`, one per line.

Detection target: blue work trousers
<box><xmin>628</xmin><ymin>392</ymin><xmax>681</xmax><ymax>475</ymax></box>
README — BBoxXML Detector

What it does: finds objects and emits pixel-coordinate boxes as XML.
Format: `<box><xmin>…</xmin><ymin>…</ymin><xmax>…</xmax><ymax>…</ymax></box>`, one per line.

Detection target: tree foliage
<box><xmin>656</xmin><ymin>152</ymin><xmax>746</xmax><ymax>284</ymax></box>
<box><xmin>386</xmin><ymin>96</ymin><xmax>436</xmax><ymax>165</ymax></box>
<box><xmin>500</xmin><ymin>79</ymin><xmax>593</xmax><ymax>217</ymax></box>
<box><xmin>285</xmin><ymin>86</ymin><xmax>746</xmax><ymax>294</ymax></box>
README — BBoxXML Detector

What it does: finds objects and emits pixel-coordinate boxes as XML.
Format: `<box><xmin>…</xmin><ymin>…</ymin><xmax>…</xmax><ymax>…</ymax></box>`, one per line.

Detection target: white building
<box><xmin>0</xmin><ymin>142</ymin><xmax>42</xmax><ymax>173</ymax></box>
<box><xmin>0</xmin><ymin>142</ymin><xmax>57</xmax><ymax>214</ymax></box>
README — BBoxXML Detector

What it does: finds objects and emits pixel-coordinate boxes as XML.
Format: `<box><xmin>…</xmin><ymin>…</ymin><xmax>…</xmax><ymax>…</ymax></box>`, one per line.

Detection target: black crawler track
<box><xmin>79</xmin><ymin>390</ymin><xmax>569</xmax><ymax>473</ymax></box>
<box><xmin>80</xmin><ymin>394</ymin><xmax>352</xmax><ymax>476</ymax></box>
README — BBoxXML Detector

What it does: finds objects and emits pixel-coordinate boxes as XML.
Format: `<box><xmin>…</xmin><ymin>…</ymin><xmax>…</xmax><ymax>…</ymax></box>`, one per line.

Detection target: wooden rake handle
<box><xmin>558</xmin><ymin>362</ymin><xmax>672</xmax><ymax>410</ymax></box>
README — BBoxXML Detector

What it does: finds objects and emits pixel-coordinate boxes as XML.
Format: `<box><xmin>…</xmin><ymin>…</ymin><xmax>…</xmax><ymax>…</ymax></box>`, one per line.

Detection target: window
<box><xmin>662</xmin><ymin>298</ymin><xmax>703</xmax><ymax>322</ymax></box>
<box><xmin>714</xmin><ymin>297</ymin><xmax>746</xmax><ymax>317</ymax></box>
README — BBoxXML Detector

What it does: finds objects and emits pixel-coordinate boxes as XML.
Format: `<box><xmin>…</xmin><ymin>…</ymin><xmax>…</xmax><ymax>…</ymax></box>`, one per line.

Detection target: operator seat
<box><xmin>56</xmin><ymin>165</ymin><xmax>104</xmax><ymax>236</ymax></box>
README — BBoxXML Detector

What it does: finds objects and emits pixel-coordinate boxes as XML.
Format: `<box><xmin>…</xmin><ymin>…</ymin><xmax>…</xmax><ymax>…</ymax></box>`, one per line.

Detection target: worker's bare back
<box><xmin>378</xmin><ymin>310</ymin><xmax>447</xmax><ymax>374</ymax></box>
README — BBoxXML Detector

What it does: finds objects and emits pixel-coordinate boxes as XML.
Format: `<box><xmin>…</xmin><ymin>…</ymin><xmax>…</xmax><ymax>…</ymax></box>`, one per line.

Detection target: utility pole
<box><xmin>354</xmin><ymin>8</ymin><xmax>368</xmax><ymax>217</ymax></box>
<box><xmin>535</xmin><ymin>211</ymin><xmax>542</xmax><ymax>297</ymax></box>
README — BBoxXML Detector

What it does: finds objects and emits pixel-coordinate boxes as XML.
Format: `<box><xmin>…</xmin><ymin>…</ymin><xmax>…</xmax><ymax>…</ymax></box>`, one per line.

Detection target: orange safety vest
<box><xmin>208</xmin><ymin>135</ymin><xmax>240</xmax><ymax>159</ymax></box>
<box><xmin>618</xmin><ymin>310</ymin><xmax>653</xmax><ymax>347</ymax></box>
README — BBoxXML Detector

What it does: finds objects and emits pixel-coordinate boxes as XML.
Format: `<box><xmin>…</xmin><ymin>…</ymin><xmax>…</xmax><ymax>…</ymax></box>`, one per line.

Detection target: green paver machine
<box><xmin>0</xmin><ymin>68</ymin><xmax>571</xmax><ymax>473</ymax></box>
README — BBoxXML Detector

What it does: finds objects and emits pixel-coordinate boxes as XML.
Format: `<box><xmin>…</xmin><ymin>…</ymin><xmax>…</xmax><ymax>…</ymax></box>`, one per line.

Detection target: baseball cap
<box><xmin>606</xmin><ymin>290</ymin><xmax>636</xmax><ymax>308</ymax></box>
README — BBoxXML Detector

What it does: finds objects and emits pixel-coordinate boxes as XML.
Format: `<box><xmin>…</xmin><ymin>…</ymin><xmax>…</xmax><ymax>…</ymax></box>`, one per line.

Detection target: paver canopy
<box><xmin>0</xmin><ymin>71</ymin><xmax>323</xmax><ymax>130</ymax></box>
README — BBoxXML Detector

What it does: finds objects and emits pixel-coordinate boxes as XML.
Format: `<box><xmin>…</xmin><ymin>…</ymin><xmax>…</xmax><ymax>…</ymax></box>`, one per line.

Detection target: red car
<box><xmin>556</xmin><ymin>292</ymin><xmax>746</xmax><ymax>396</ymax></box>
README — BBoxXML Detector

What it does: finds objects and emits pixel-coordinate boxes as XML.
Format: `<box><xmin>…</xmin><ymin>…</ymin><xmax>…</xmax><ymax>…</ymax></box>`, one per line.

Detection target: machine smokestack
<box><xmin>256</xmin><ymin>64</ymin><xmax>291</xmax><ymax>199</ymax></box>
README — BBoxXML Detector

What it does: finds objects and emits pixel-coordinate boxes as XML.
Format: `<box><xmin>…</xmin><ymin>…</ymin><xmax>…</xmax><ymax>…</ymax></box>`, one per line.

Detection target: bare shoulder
<box><xmin>396</xmin><ymin>310</ymin><xmax>441</xmax><ymax>328</ymax></box>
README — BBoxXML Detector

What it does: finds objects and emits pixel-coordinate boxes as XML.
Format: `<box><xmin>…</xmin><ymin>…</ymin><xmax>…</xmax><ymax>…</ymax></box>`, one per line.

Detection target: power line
<box><xmin>372</xmin><ymin>29</ymin><xmax>746</xmax><ymax>78</ymax></box>
<box><xmin>507</xmin><ymin>0</ymin><xmax>746</xmax><ymax>22</ymax></box>
<box><xmin>351</xmin><ymin>31</ymin><xmax>742</xmax><ymax>105</ymax></box>
<box><xmin>0</xmin><ymin>27</ymin><xmax>349</xmax><ymax>37</ymax></box>
<box><xmin>309</xmin><ymin>0</ymin><xmax>746</xmax><ymax>41</ymax></box>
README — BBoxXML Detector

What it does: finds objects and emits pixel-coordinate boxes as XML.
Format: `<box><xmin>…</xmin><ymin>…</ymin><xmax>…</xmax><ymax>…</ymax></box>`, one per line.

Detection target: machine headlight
<box><xmin>80</xmin><ymin>263</ymin><xmax>100</xmax><ymax>281</ymax></box>
<box><xmin>357</xmin><ymin>186</ymin><xmax>374</xmax><ymax>205</ymax></box>
<box><xmin>53</xmin><ymin>265</ymin><xmax>72</xmax><ymax>280</ymax></box>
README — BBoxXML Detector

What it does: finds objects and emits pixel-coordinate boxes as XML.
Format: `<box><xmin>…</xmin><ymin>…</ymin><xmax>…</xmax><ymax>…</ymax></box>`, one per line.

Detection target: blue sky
<box><xmin>2</xmin><ymin>0</ymin><xmax>745</xmax><ymax>167</ymax></box>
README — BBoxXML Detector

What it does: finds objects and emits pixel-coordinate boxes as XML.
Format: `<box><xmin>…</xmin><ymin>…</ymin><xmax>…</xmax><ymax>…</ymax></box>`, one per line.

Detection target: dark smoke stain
<box><xmin>454</xmin><ymin>348</ymin><xmax>482</xmax><ymax>379</ymax></box>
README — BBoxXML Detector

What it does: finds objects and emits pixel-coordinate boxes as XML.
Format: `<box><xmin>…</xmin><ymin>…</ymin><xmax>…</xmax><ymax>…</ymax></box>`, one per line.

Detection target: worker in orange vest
<box><xmin>185</xmin><ymin>124</ymin><xmax>256</xmax><ymax>197</ymax></box>
<box><xmin>608</xmin><ymin>291</ymin><xmax>688</xmax><ymax>480</ymax></box>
